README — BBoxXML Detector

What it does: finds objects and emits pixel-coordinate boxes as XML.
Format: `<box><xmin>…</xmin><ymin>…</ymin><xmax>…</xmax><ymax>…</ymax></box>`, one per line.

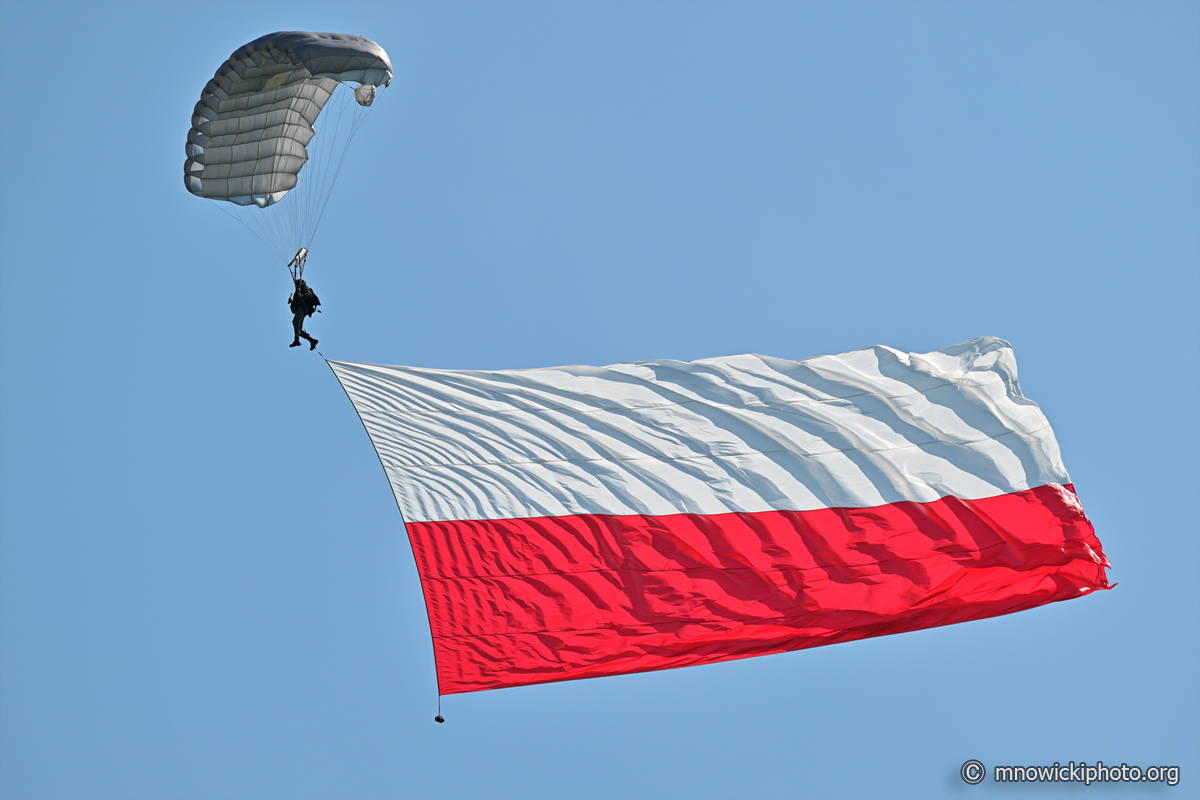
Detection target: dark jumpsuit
<box><xmin>289</xmin><ymin>285</ymin><xmax>320</xmax><ymax>346</ymax></box>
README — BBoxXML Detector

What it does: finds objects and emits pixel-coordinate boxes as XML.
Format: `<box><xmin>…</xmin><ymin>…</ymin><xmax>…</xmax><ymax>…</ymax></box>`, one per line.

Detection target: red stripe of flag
<box><xmin>409</xmin><ymin>484</ymin><xmax>1108</xmax><ymax>694</ymax></box>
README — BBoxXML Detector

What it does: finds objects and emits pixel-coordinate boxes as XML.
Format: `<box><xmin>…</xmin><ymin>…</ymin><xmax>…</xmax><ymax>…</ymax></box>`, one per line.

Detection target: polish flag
<box><xmin>329</xmin><ymin>337</ymin><xmax>1110</xmax><ymax>695</ymax></box>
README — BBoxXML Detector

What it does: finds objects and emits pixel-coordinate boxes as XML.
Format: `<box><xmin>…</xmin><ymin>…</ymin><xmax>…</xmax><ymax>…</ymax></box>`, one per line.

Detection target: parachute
<box><xmin>184</xmin><ymin>32</ymin><xmax>392</xmax><ymax>274</ymax></box>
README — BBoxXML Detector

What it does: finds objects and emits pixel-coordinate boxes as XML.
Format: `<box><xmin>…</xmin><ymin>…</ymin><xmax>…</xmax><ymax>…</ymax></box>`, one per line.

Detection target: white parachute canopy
<box><xmin>184</xmin><ymin>32</ymin><xmax>392</xmax><ymax>264</ymax></box>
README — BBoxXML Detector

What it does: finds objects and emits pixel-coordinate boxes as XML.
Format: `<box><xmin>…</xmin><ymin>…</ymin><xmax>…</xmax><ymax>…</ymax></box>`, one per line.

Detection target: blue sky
<box><xmin>1</xmin><ymin>2</ymin><xmax>1197</xmax><ymax>798</ymax></box>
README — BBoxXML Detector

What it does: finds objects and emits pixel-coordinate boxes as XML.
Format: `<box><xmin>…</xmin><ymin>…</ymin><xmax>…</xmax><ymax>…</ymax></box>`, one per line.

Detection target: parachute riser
<box><xmin>287</xmin><ymin>247</ymin><xmax>309</xmax><ymax>281</ymax></box>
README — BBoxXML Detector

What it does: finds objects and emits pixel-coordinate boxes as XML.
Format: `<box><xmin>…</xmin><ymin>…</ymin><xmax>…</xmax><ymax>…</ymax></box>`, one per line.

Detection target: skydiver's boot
<box><xmin>309</xmin><ymin>338</ymin><xmax>318</xmax><ymax>351</ymax></box>
<box><xmin>289</xmin><ymin>338</ymin><xmax>301</xmax><ymax>347</ymax></box>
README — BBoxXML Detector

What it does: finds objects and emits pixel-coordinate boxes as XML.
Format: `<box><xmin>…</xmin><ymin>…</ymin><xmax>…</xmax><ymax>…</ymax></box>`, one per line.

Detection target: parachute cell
<box><xmin>184</xmin><ymin>31</ymin><xmax>392</xmax><ymax>208</ymax></box>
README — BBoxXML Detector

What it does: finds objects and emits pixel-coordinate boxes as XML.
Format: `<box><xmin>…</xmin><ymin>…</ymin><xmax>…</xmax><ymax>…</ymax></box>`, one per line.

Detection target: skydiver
<box><xmin>288</xmin><ymin>278</ymin><xmax>320</xmax><ymax>350</ymax></box>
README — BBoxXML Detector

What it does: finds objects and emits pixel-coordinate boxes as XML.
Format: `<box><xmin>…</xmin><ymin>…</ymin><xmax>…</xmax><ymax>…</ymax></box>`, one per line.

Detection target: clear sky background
<box><xmin>1</xmin><ymin>2</ymin><xmax>1197</xmax><ymax>799</ymax></box>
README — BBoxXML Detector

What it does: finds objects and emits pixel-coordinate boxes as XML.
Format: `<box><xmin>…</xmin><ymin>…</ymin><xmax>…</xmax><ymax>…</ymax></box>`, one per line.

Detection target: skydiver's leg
<box><xmin>291</xmin><ymin>313</ymin><xmax>304</xmax><ymax>346</ymax></box>
<box><xmin>293</xmin><ymin>312</ymin><xmax>318</xmax><ymax>350</ymax></box>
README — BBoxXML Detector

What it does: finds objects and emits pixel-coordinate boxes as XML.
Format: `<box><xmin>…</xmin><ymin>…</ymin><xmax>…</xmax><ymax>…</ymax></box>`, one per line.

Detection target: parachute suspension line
<box><xmin>254</xmin><ymin>201</ymin><xmax>286</xmax><ymax>263</ymax></box>
<box><xmin>295</xmin><ymin>83</ymin><xmax>376</xmax><ymax>252</ymax></box>
<box><xmin>300</xmin><ymin>84</ymin><xmax>352</xmax><ymax>247</ymax></box>
<box><xmin>207</xmin><ymin>201</ymin><xmax>304</xmax><ymax>279</ymax></box>
<box><xmin>206</xmin><ymin>199</ymin><xmax>282</xmax><ymax>262</ymax></box>
<box><xmin>312</xmin><ymin>89</ymin><xmax>356</xmax><ymax>237</ymax></box>
<box><xmin>298</xmin><ymin>89</ymin><xmax>327</xmax><ymax>247</ymax></box>
<box><xmin>291</xmin><ymin>121</ymin><xmax>304</xmax><ymax>258</ymax></box>
<box><xmin>299</xmin><ymin>90</ymin><xmax>340</xmax><ymax>248</ymax></box>
<box><xmin>308</xmin><ymin>87</ymin><xmax>375</xmax><ymax>248</ymax></box>
<box><xmin>209</xmin><ymin>190</ymin><xmax>294</xmax><ymax>266</ymax></box>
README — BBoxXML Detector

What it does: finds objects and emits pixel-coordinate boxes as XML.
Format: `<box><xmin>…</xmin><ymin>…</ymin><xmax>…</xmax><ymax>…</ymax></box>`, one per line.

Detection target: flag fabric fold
<box><xmin>329</xmin><ymin>337</ymin><xmax>1109</xmax><ymax>694</ymax></box>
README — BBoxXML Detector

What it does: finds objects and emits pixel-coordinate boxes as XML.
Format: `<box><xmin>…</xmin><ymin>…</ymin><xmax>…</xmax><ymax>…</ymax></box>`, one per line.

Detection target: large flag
<box><xmin>329</xmin><ymin>337</ymin><xmax>1109</xmax><ymax>695</ymax></box>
